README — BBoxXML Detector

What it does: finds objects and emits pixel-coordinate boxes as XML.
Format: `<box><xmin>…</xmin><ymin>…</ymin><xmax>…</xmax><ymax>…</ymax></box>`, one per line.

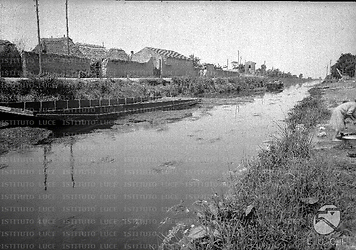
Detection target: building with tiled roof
<box><xmin>106</xmin><ymin>48</ymin><xmax>129</xmax><ymax>61</ymax></box>
<box><xmin>32</xmin><ymin>36</ymin><xmax>84</xmax><ymax>57</ymax></box>
<box><xmin>145</xmin><ymin>47</ymin><xmax>189</xmax><ymax>60</ymax></box>
<box><xmin>131</xmin><ymin>47</ymin><xmax>195</xmax><ymax>77</ymax></box>
<box><xmin>76</xmin><ymin>43</ymin><xmax>108</xmax><ymax>62</ymax></box>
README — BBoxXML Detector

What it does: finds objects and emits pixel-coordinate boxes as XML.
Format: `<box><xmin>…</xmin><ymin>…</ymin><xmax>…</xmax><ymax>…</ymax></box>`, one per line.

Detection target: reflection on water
<box><xmin>0</xmin><ymin>82</ymin><xmax>318</xmax><ymax>249</ymax></box>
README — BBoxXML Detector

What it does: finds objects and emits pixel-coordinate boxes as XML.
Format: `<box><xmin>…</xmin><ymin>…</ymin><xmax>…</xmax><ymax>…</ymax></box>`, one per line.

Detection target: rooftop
<box><xmin>32</xmin><ymin>37</ymin><xmax>84</xmax><ymax>57</ymax></box>
<box><xmin>146</xmin><ymin>47</ymin><xmax>189</xmax><ymax>60</ymax></box>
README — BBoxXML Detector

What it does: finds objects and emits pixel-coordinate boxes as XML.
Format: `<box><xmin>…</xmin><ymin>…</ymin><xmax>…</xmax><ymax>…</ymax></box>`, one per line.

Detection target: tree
<box><xmin>299</xmin><ymin>73</ymin><xmax>303</xmax><ymax>79</ymax></box>
<box><xmin>260</xmin><ymin>64</ymin><xmax>266</xmax><ymax>75</ymax></box>
<box><xmin>237</xmin><ymin>64</ymin><xmax>244</xmax><ymax>73</ymax></box>
<box><xmin>189</xmin><ymin>54</ymin><xmax>202</xmax><ymax>69</ymax></box>
<box><xmin>331</xmin><ymin>53</ymin><xmax>356</xmax><ymax>78</ymax></box>
<box><xmin>12</xmin><ymin>38</ymin><xmax>27</xmax><ymax>52</ymax></box>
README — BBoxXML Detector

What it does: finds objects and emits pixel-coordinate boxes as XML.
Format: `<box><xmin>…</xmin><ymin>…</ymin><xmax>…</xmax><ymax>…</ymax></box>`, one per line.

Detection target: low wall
<box><xmin>0</xmin><ymin>50</ymin><xmax>22</xmax><ymax>77</ymax></box>
<box><xmin>22</xmin><ymin>52</ymin><xmax>91</xmax><ymax>77</ymax></box>
<box><xmin>162</xmin><ymin>58</ymin><xmax>197</xmax><ymax>77</ymax></box>
<box><xmin>204</xmin><ymin>68</ymin><xmax>240</xmax><ymax>78</ymax></box>
<box><xmin>102</xmin><ymin>58</ymin><xmax>155</xmax><ymax>78</ymax></box>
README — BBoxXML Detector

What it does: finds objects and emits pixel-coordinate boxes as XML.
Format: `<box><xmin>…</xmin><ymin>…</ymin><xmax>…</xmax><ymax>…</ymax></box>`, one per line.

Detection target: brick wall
<box><xmin>162</xmin><ymin>58</ymin><xmax>196</xmax><ymax>77</ymax></box>
<box><xmin>22</xmin><ymin>51</ymin><xmax>90</xmax><ymax>77</ymax></box>
<box><xmin>0</xmin><ymin>43</ymin><xmax>22</xmax><ymax>77</ymax></box>
<box><xmin>102</xmin><ymin>58</ymin><xmax>155</xmax><ymax>78</ymax></box>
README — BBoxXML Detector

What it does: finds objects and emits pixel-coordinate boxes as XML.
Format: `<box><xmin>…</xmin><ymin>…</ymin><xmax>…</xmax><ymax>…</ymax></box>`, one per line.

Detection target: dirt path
<box><xmin>310</xmin><ymin>79</ymin><xmax>356</xmax><ymax>249</ymax></box>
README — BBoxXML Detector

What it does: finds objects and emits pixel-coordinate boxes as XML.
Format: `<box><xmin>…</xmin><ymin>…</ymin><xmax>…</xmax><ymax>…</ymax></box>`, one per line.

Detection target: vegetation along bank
<box><xmin>160</xmin><ymin>80</ymin><xmax>356</xmax><ymax>250</ymax></box>
<box><xmin>0</xmin><ymin>75</ymin><xmax>308</xmax><ymax>102</ymax></box>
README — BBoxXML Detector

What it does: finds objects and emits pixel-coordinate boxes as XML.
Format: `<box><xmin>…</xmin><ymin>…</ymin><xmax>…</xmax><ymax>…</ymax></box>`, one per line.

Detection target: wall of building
<box><xmin>203</xmin><ymin>64</ymin><xmax>239</xmax><ymax>78</ymax></box>
<box><xmin>245</xmin><ymin>62</ymin><xmax>256</xmax><ymax>74</ymax></box>
<box><xmin>162</xmin><ymin>57</ymin><xmax>196</xmax><ymax>77</ymax></box>
<box><xmin>102</xmin><ymin>58</ymin><xmax>155</xmax><ymax>78</ymax></box>
<box><xmin>22</xmin><ymin>51</ymin><xmax>90</xmax><ymax>77</ymax></box>
<box><xmin>132</xmin><ymin>48</ymin><xmax>196</xmax><ymax>77</ymax></box>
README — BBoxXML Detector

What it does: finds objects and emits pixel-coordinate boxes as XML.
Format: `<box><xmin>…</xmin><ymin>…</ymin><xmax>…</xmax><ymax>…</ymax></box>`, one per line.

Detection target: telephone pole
<box><xmin>35</xmin><ymin>0</ymin><xmax>42</xmax><ymax>76</ymax></box>
<box><xmin>326</xmin><ymin>65</ymin><xmax>328</xmax><ymax>78</ymax></box>
<box><xmin>238</xmin><ymin>50</ymin><xmax>240</xmax><ymax>65</ymax></box>
<box><xmin>66</xmin><ymin>0</ymin><xmax>70</xmax><ymax>55</ymax></box>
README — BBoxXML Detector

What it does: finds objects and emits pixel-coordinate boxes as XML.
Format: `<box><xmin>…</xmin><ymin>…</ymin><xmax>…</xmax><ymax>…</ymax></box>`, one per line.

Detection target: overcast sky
<box><xmin>1</xmin><ymin>1</ymin><xmax>356</xmax><ymax>78</ymax></box>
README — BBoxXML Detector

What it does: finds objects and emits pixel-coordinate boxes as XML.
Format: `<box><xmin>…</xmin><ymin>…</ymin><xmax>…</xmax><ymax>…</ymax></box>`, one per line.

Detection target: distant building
<box><xmin>131</xmin><ymin>47</ymin><xmax>195</xmax><ymax>77</ymax></box>
<box><xmin>76</xmin><ymin>43</ymin><xmax>129</xmax><ymax>77</ymax></box>
<box><xmin>245</xmin><ymin>61</ymin><xmax>256</xmax><ymax>74</ymax></box>
<box><xmin>106</xmin><ymin>48</ymin><xmax>129</xmax><ymax>61</ymax></box>
<box><xmin>0</xmin><ymin>40</ymin><xmax>22</xmax><ymax>77</ymax></box>
<box><xmin>76</xmin><ymin>43</ymin><xmax>107</xmax><ymax>62</ymax></box>
<box><xmin>32</xmin><ymin>36</ymin><xmax>84</xmax><ymax>57</ymax></box>
<box><xmin>231</xmin><ymin>61</ymin><xmax>239</xmax><ymax>70</ymax></box>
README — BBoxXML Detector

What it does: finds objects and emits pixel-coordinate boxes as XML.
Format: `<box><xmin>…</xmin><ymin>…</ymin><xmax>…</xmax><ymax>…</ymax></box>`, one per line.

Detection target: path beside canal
<box><xmin>309</xmin><ymin>79</ymin><xmax>356</xmax><ymax>249</ymax></box>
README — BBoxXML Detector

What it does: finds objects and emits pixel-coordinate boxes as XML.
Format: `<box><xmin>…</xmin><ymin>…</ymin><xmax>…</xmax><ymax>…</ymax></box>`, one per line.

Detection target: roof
<box><xmin>0</xmin><ymin>40</ymin><xmax>20</xmax><ymax>55</ymax></box>
<box><xmin>76</xmin><ymin>42</ymin><xmax>107</xmax><ymax>61</ymax></box>
<box><xmin>32</xmin><ymin>37</ymin><xmax>84</xmax><ymax>57</ymax></box>
<box><xmin>0</xmin><ymin>40</ymin><xmax>13</xmax><ymax>46</ymax></box>
<box><xmin>146</xmin><ymin>47</ymin><xmax>189</xmax><ymax>60</ymax></box>
<box><xmin>106</xmin><ymin>48</ymin><xmax>129</xmax><ymax>61</ymax></box>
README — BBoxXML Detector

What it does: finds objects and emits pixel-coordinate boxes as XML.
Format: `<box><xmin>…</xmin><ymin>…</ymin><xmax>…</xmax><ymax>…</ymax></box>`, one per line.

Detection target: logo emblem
<box><xmin>313</xmin><ymin>205</ymin><xmax>340</xmax><ymax>235</ymax></box>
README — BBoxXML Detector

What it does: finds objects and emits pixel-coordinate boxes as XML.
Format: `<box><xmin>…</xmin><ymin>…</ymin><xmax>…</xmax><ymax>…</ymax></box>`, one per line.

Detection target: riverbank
<box><xmin>160</xmin><ymin>79</ymin><xmax>356</xmax><ymax>250</ymax></box>
<box><xmin>0</xmin><ymin>76</ymin><xmax>309</xmax><ymax>102</ymax></box>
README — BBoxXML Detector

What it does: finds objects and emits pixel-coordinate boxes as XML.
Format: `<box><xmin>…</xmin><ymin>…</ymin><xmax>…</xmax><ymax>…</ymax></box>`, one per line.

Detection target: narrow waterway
<box><xmin>0</xmin><ymin>81</ymin><xmax>318</xmax><ymax>249</ymax></box>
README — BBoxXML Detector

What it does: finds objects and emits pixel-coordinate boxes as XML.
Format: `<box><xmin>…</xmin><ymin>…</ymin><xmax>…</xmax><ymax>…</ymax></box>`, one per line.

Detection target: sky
<box><xmin>1</xmin><ymin>1</ymin><xmax>356</xmax><ymax>78</ymax></box>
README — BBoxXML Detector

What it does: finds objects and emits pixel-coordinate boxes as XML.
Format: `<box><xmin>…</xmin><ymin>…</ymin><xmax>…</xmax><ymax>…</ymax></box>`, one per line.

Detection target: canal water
<box><xmin>0</xmin><ymin>81</ymin><xmax>318</xmax><ymax>249</ymax></box>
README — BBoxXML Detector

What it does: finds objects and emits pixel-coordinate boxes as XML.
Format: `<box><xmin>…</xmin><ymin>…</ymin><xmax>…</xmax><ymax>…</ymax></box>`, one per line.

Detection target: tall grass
<box><xmin>159</xmin><ymin>87</ymin><xmax>355</xmax><ymax>250</ymax></box>
<box><xmin>0</xmin><ymin>77</ymin><xmax>148</xmax><ymax>102</ymax></box>
<box><xmin>168</xmin><ymin>76</ymin><xmax>267</xmax><ymax>97</ymax></box>
<box><xmin>0</xmin><ymin>76</ymin><xmax>307</xmax><ymax>102</ymax></box>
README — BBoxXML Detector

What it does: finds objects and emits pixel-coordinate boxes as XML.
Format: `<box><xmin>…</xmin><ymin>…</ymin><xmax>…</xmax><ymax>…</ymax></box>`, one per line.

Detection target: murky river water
<box><xmin>0</xmin><ymin>81</ymin><xmax>318</xmax><ymax>249</ymax></box>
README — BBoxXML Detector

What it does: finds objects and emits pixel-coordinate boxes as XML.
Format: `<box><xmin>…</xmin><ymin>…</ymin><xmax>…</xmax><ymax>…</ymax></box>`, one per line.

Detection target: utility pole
<box><xmin>326</xmin><ymin>65</ymin><xmax>328</xmax><ymax>78</ymax></box>
<box><xmin>238</xmin><ymin>50</ymin><xmax>239</xmax><ymax>65</ymax></box>
<box><xmin>35</xmin><ymin>0</ymin><xmax>42</xmax><ymax>76</ymax></box>
<box><xmin>66</xmin><ymin>0</ymin><xmax>70</xmax><ymax>55</ymax></box>
<box><xmin>330</xmin><ymin>60</ymin><xmax>332</xmax><ymax>76</ymax></box>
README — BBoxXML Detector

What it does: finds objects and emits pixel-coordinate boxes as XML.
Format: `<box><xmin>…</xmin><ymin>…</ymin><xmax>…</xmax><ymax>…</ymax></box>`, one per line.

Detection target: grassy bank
<box><xmin>0</xmin><ymin>76</ymin><xmax>309</xmax><ymax>102</ymax></box>
<box><xmin>160</xmin><ymin>87</ymin><xmax>356</xmax><ymax>250</ymax></box>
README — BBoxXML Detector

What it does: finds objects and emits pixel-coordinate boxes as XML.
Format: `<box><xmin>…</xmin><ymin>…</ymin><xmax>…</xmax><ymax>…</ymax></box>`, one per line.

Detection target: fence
<box><xmin>0</xmin><ymin>96</ymin><xmax>161</xmax><ymax>113</ymax></box>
